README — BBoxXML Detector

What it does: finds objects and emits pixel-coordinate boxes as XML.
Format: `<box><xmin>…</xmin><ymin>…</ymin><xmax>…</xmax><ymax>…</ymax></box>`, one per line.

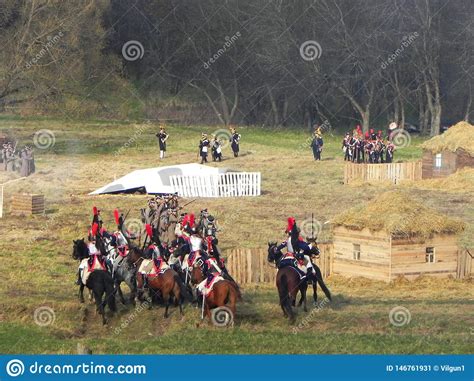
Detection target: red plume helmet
<box><xmin>188</xmin><ymin>213</ymin><xmax>195</xmax><ymax>228</ymax></box>
<box><xmin>286</xmin><ymin>217</ymin><xmax>295</xmax><ymax>233</ymax></box>
<box><xmin>182</xmin><ymin>214</ymin><xmax>190</xmax><ymax>227</ymax></box>
<box><xmin>93</xmin><ymin>206</ymin><xmax>98</xmax><ymax>216</ymax></box>
<box><xmin>91</xmin><ymin>222</ymin><xmax>99</xmax><ymax>236</ymax></box>
<box><xmin>145</xmin><ymin>224</ymin><xmax>153</xmax><ymax>238</ymax></box>
<box><xmin>113</xmin><ymin>209</ymin><xmax>120</xmax><ymax>225</ymax></box>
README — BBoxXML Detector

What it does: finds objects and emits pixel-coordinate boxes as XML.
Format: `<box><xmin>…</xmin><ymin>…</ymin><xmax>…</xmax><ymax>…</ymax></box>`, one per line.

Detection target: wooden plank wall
<box><xmin>344</xmin><ymin>161</ymin><xmax>422</xmax><ymax>185</ymax></box>
<box><xmin>225</xmin><ymin>243</ymin><xmax>333</xmax><ymax>285</ymax></box>
<box><xmin>333</xmin><ymin>227</ymin><xmax>392</xmax><ymax>282</ymax></box>
<box><xmin>422</xmin><ymin>150</ymin><xmax>458</xmax><ymax>179</ymax></box>
<box><xmin>456</xmin><ymin>248</ymin><xmax>473</xmax><ymax>279</ymax></box>
<box><xmin>11</xmin><ymin>193</ymin><xmax>44</xmax><ymax>216</ymax></box>
<box><xmin>390</xmin><ymin>235</ymin><xmax>459</xmax><ymax>279</ymax></box>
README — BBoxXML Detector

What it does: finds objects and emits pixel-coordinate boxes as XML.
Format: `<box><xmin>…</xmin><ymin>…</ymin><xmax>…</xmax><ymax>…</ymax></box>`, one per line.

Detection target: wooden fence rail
<box><xmin>225</xmin><ymin>243</ymin><xmax>333</xmax><ymax>285</ymax></box>
<box><xmin>170</xmin><ymin>172</ymin><xmax>261</xmax><ymax>197</ymax></box>
<box><xmin>344</xmin><ymin>161</ymin><xmax>422</xmax><ymax>185</ymax></box>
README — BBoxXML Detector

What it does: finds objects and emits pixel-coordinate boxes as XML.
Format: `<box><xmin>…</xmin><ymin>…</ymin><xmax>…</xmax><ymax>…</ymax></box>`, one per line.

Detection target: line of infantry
<box><xmin>154</xmin><ymin>125</ymin><xmax>242</xmax><ymax>163</ymax></box>
<box><xmin>342</xmin><ymin>125</ymin><xmax>396</xmax><ymax>164</ymax></box>
<box><xmin>1</xmin><ymin>142</ymin><xmax>35</xmax><ymax>176</ymax></box>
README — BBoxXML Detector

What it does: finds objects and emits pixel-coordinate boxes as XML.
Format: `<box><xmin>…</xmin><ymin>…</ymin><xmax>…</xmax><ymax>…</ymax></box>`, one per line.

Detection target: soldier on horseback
<box><xmin>276</xmin><ymin>217</ymin><xmax>319</xmax><ymax>282</ymax></box>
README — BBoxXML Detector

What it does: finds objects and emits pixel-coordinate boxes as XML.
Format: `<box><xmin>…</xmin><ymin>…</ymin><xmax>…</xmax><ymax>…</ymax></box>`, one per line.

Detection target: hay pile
<box><xmin>421</xmin><ymin>121</ymin><xmax>474</xmax><ymax>155</ymax></box>
<box><xmin>406</xmin><ymin>167</ymin><xmax>474</xmax><ymax>193</ymax></box>
<box><xmin>332</xmin><ymin>191</ymin><xmax>465</xmax><ymax>237</ymax></box>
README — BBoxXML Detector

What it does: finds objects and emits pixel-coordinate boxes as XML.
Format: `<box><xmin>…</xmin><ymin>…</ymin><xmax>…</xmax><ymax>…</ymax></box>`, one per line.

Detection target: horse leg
<box><xmin>79</xmin><ymin>284</ymin><xmax>85</xmax><ymax>303</ymax></box>
<box><xmin>116</xmin><ymin>282</ymin><xmax>126</xmax><ymax>305</ymax></box>
<box><xmin>92</xmin><ymin>288</ymin><xmax>106</xmax><ymax>325</ymax></box>
<box><xmin>301</xmin><ymin>284</ymin><xmax>308</xmax><ymax>312</ymax></box>
<box><xmin>163</xmin><ymin>292</ymin><xmax>170</xmax><ymax>318</ymax></box>
<box><xmin>313</xmin><ymin>281</ymin><xmax>318</xmax><ymax>304</ymax></box>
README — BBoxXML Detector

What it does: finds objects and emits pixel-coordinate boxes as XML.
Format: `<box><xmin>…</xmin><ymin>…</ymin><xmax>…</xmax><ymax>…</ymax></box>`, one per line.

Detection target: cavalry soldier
<box><xmin>199</xmin><ymin>133</ymin><xmax>210</xmax><ymax>164</ymax></box>
<box><xmin>156</xmin><ymin>126</ymin><xmax>169</xmax><ymax>160</ymax></box>
<box><xmin>276</xmin><ymin>218</ymin><xmax>319</xmax><ymax>281</ymax></box>
<box><xmin>229</xmin><ymin>127</ymin><xmax>241</xmax><ymax>158</ymax></box>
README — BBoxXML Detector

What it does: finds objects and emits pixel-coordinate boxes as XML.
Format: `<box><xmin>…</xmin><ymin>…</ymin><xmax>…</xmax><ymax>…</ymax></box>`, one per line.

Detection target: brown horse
<box><xmin>268</xmin><ymin>243</ymin><xmax>308</xmax><ymax>323</ymax></box>
<box><xmin>129</xmin><ymin>246</ymin><xmax>190</xmax><ymax>318</ymax></box>
<box><xmin>191</xmin><ymin>266</ymin><xmax>241</xmax><ymax>322</ymax></box>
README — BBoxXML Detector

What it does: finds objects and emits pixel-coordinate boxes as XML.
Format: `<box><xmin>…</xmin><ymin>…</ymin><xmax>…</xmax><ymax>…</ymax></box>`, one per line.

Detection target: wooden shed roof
<box><xmin>421</xmin><ymin>121</ymin><xmax>474</xmax><ymax>156</ymax></box>
<box><xmin>332</xmin><ymin>191</ymin><xmax>465</xmax><ymax>238</ymax></box>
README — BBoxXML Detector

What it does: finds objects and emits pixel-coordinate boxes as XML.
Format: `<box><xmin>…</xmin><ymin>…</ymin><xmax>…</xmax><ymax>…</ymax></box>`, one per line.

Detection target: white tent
<box><xmin>89</xmin><ymin>163</ymin><xmax>257</xmax><ymax>196</ymax></box>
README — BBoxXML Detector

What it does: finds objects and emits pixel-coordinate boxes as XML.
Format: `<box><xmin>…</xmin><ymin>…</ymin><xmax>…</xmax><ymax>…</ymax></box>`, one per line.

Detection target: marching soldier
<box><xmin>211</xmin><ymin>135</ymin><xmax>223</xmax><ymax>162</ymax></box>
<box><xmin>229</xmin><ymin>127</ymin><xmax>241</xmax><ymax>158</ymax></box>
<box><xmin>199</xmin><ymin>133</ymin><xmax>210</xmax><ymax>164</ymax></box>
<box><xmin>311</xmin><ymin>130</ymin><xmax>323</xmax><ymax>161</ymax></box>
<box><xmin>156</xmin><ymin>126</ymin><xmax>169</xmax><ymax>160</ymax></box>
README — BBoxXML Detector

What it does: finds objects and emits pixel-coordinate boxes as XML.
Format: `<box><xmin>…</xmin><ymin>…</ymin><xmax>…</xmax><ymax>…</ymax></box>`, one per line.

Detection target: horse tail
<box><xmin>227</xmin><ymin>280</ymin><xmax>242</xmax><ymax>301</ymax></box>
<box><xmin>314</xmin><ymin>264</ymin><xmax>332</xmax><ymax>301</ymax></box>
<box><xmin>279</xmin><ymin>273</ymin><xmax>294</xmax><ymax>320</ymax></box>
<box><xmin>174</xmin><ymin>272</ymin><xmax>192</xmax><ymax>302</ymax></box>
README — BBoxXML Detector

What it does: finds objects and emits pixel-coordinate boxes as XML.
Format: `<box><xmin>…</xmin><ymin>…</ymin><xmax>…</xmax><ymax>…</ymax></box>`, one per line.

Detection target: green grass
<box><xmin>0</xmin><ymin>116</ymin><xmax>472</xmax><ymax>354</ymax></box>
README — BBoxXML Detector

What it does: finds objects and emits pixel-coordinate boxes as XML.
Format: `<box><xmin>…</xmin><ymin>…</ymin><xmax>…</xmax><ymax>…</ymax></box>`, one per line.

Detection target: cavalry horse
<box><xmin>190</xmin><ymin>265</ymin><xmax>241</xmax><ymax>322</ymax></box>
<box><xmin>128</xmin><ymin>245</ymin><xmax>190</xmax><ymax>318</ymax></box>
<box><xmin>267</xmin><ymin>242</ymin><xmax>331</xmax><ymax>323</ymax></box>
<box><xmin>72</xmin><ymin>239</ymin><xmax>116</xmax><ymax>325</ymax></box>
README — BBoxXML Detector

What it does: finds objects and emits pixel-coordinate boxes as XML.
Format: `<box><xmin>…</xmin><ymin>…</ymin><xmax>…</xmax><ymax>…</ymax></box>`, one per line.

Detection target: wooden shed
<box><xmin>421</xmin><ymin>121</ymin><xmax>474</xmax><ymax>178</ymax></box>
<box><xmin>331</xmin><ymin>191</ymin><xmax>466</xmax><ymax>282</ymax></box>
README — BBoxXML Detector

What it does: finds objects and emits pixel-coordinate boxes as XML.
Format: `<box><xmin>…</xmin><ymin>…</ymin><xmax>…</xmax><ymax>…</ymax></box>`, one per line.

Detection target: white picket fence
<box><xmin>169</xmin><ymin>172</ymin><xmax>261</xmax><ymax>197</ymax></box>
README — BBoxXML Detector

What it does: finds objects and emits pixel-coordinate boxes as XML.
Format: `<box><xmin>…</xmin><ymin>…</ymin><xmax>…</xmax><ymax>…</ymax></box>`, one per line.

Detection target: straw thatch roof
<box><xmin>421</xmin><ymin>121</ymin><xmax>474</xmax><ymax>156</ymax></box>
<box><xmin>332</xmin><ymin>191</ymin><xmax>465</xmax><ymax>237</ymax></box>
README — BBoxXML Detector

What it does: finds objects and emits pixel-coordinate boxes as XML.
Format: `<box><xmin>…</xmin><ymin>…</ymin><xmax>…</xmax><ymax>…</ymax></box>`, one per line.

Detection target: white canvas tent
<box><xmin>89</xmin><ymin>163</ymin><xmax>261</xmax><ymax>197</ymax></box>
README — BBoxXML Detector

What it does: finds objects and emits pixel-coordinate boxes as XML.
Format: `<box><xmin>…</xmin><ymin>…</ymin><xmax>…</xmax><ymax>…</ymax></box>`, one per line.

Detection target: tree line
<box><xmin>1</xmin><ymin>0</ymin><xmax>472</xmax><ymax>135</ymax></box>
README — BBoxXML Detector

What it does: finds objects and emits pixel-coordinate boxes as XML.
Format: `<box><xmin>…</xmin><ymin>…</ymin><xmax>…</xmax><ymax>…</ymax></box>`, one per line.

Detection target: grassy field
<box><xmin>0</xmin><ymin>116</ymin><xmax>473</xmax><ymax>354</ymax></box>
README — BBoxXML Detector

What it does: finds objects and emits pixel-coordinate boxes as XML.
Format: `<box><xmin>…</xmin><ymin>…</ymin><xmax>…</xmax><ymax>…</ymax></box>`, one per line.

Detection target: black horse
<box><xmin>268</xmin><ymin>242</ymin><xmax>331</xmax><ymax>305</ymax></box>
<box><xmin>72</xmin><ymin>239</ymin><xmax>116</xmax><ymax>324</ymax></box>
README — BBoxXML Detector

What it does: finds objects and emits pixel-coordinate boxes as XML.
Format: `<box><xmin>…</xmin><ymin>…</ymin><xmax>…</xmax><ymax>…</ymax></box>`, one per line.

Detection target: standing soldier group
<box><xmin>342</xmin><ymin>125</ymin><xmax>395</xmax><ymax>164</ymax></box>
<box><xmin>154</xmin><ymin>125</ymin><xmax>242</xmax><ymax>163</ymax></box>
<box><xmin>1</xmin><ymin>142</ymin><xmax>35</xmax><ymax>176</ymax></box>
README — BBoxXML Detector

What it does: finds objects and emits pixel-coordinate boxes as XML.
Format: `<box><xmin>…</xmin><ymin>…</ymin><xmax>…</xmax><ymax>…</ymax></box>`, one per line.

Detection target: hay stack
<box><xmin>408</xmin><ymin>167</ymin><xmax>474</xmax><ymax>192</ymax></box>
<box><xmin>332</xmin><ymin>191</ymin><xmax>465</xmax><ymax>238</ymax></box>
<box><xmin>421</xmin><ymin>121</ymin><xmax>474</xmax><ymax>155</ymax></box>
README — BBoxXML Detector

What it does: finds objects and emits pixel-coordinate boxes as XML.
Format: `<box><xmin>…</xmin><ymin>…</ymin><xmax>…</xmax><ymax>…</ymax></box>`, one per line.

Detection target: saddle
<box><xmin>200</xmin><ymin>273</ymin><xmax>224</xmax><ymax>297</ymax></box>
